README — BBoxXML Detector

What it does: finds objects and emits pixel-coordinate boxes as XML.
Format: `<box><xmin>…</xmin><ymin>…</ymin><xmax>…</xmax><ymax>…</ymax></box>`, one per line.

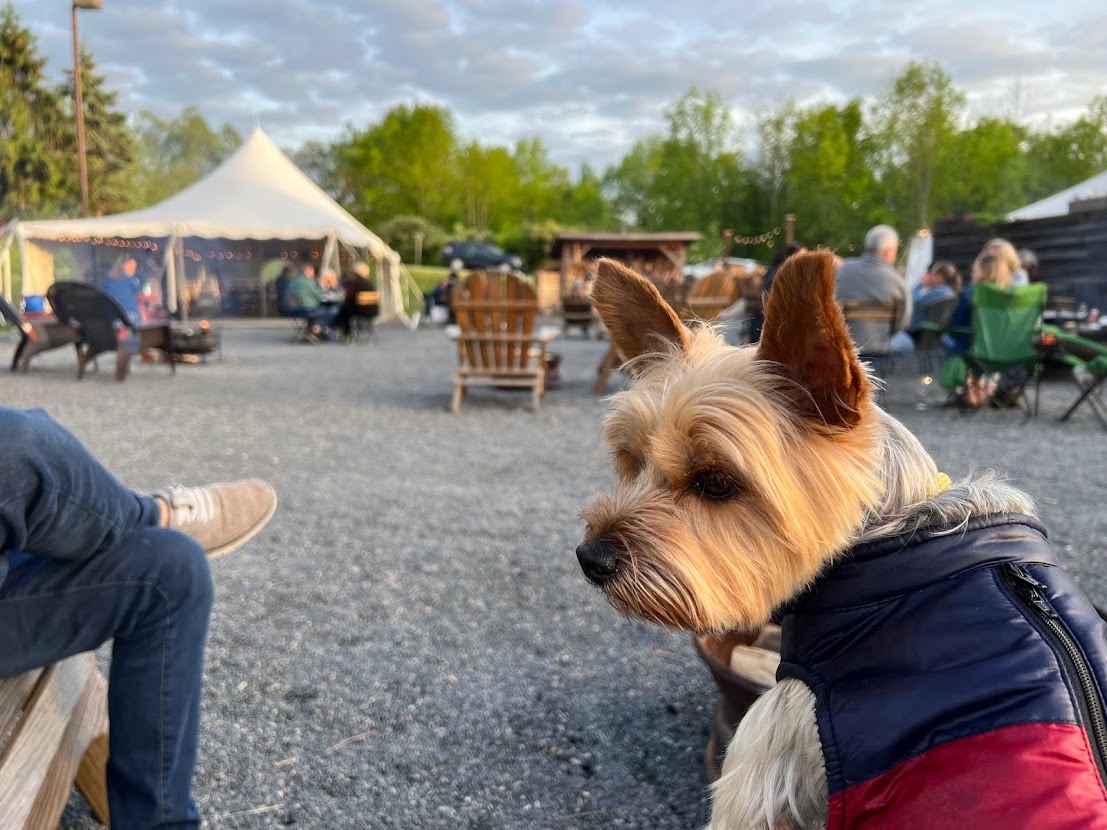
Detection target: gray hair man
<box><xmin>835</xmin><ymin>224</ymin><xmax>912</xmax><ymax>353</ymax></box>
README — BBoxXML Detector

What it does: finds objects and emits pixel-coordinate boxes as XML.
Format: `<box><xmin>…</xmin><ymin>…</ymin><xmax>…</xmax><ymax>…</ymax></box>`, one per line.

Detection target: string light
<box><xmin>728</xmin><ymin>226</ymin><xmax>783</xmax><ymax>246</ymax></box>
<box><xmin>29</xmin><ymin>234</ymin><xmax>335</xmax><ymax>265</ymax></box>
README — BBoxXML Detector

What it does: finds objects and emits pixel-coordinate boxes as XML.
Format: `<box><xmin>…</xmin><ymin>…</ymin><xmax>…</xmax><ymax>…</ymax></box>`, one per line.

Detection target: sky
<box><xmin>11</xmin><ymin>0</ymin><xmax>1107</xmax><ymax>172</ymax></box>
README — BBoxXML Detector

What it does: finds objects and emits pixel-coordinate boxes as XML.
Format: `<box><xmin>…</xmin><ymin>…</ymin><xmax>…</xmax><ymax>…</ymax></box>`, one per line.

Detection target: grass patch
<box><xmin>405</xmin><ymin>265</ymin><xmax>450</xmax><ymax>295</ymax></box>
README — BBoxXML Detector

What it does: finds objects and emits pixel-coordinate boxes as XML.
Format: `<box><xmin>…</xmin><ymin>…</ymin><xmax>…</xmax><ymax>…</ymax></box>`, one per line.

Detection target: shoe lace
<box><xmin>163</xmin><ymin>484</ymin><xmax>217</xmax><ymax>527</ymax></box>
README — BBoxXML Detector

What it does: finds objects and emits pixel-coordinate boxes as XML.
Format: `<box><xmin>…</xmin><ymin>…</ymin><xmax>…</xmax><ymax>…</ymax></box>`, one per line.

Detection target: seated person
<box><xmin>835</xmin><ymin>225</ymin><xmax>913</xmax><ymax>355</ymax></box>
<box><xmin>273</xmin><ymin>266</ymin><xmax>293</xmax><ymax>315</ymax></box>
<box><xmin>941</xmin><ymin>254</ymin><xmax>1016</xmax><ymax>408</ymax></box>
<box><xmin>101</xmin><ymin>256</ymin><xmax>143</xmax><ymax>323</ymax></box>
<box><xmin>286</xmin><ymin>264</ymin><xmax>336</xmax><ymax>340</ymax></box>
<box><xmin>0</xmin><ymin>406</ymin><xmax>276</xmax><ymax>827</ymax></box>
<box><xmin>332</xmin><ymin>262</ymin><xmax>378</xmax><ymax>342</ymax></box>
<box><xmin>907</xmin><ymin>261</ymin><xmax>960</xmax><ymax>336</ymax></box>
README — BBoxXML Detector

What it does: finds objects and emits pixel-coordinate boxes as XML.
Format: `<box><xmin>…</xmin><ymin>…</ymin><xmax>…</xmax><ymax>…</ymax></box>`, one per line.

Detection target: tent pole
<box><xmin>16</xmin><ymin>232</ymin><xmax>28</xmax><ymax>301</ymax></box>
<box><xmin>165</xmin><ymin>235</ymin><xmax>178</xmax><ymax>317</ymax></box>
<box><xmin>1</xmin><ymin>235</ymin><xmax>11</xmax><ymax>302</ymax></box>
<box><xmin>177</xmin><ymin>238</ymin><xmax>189</xmax><ymax>322</ymax></box>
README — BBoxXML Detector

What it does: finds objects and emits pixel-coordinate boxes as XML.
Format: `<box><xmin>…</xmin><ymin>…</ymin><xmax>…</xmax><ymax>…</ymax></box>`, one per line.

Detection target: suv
<box><xmin>441</xmin><ymin>240</ymin><xmax>524</xmax><ymax>273</ymax></box>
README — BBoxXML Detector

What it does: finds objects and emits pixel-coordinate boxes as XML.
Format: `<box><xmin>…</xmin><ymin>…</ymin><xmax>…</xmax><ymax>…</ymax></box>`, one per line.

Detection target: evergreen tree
<box><xmin>0</xmin><ymin>2</ymin><xmax>69</xmax><ymax>216</ymax></box>
<box><xmin>57</xmin><ymin>48</ymin><xmax>137</xmax><ymax>215</ymax></box>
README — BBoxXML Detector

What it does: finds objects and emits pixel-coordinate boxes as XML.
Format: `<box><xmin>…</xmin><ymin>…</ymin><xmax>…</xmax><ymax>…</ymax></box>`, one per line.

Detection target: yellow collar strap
<box><xmin>928</xmin><ymin>472</ymin><xmax>952</xmax><ymax>499</ymax></box>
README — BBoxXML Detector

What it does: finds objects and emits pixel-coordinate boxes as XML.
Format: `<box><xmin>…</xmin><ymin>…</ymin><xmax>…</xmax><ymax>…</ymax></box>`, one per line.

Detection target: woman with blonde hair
<box><xmin>982</xmin><ymin>238</ymin><xmax>1027</xmax><ymax>286</ymax></box>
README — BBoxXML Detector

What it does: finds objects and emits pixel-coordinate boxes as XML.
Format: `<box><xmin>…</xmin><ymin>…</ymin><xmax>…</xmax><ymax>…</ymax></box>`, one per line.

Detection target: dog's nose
<box><xmin>577</xmin><ymin>539</ymin><xmax>621</xmax><ymax>586</ymax></box>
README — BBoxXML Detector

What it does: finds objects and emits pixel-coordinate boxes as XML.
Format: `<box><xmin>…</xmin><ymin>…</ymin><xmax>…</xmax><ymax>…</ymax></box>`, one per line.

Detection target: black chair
<box><xmin>347</xmin><ymin>290</ymin><xmax>380</xmax><ymax>343</ymax></box>
<box><xmin>0</xmin><ymin>294</ymin><xmax>80</xmax><ymax>373</ymax></box>
<box><xmin>46</xmin><ymin>282</ymin><xmax>175</xmax><ymax>382</ymax></box>
<box><xmin>912</xmin><ymin>296</ymin><xmax>959</xmax><ymax>375</ymax></box>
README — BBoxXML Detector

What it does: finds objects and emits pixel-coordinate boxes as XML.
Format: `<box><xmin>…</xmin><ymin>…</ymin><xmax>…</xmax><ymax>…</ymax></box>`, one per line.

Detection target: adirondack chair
<box><xmin>47</xmin><ymin>282</ymin><xmax>175</xmax><ymax>382</ymax></box>
<box><xmin>449</xmin><ymin>272</ymin><xmax>558</xmax><ymax>413</ymax></box>
<box><xmin>0</xmin><ymin>652</ymin><xmax>110</xmax><ymax>829</ymax></box>
<box><xmin>0</xmin><ymin>295</ymin><xmax>79</xmax><ymax>373</ymax></box>
<box><xmin>681</xmin><ymin>271</ymin><xmax>742</xmax><ymax>324</ymax></box>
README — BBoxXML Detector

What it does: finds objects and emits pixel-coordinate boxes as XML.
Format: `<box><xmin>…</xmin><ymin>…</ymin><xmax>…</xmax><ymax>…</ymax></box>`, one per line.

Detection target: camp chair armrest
<box><xmin>1042</xmin><ymin>324</ymin><xmax>1107</xmax><ymax>355</ymax></box>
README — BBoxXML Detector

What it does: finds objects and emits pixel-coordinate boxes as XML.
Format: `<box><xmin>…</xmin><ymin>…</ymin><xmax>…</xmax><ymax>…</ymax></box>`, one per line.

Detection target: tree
<box><xmin>560</xmin><ymin>163</ymin><xmax>614</xmax><ymax>230</ymax></box>
<box><xmin>868</xmin><ymin>61</ymin><xmax>966</xmax><ymax>231</ymax></box>
<box><xmin>1024</xmin><ymin>96</ymin><xmax>1107</xmax><ymax>202</ymax></box>
<box><xmin>0</xmin><ymin>3</ymin><xmax>69</xmax><ymax>215</ymax></box>
<box><xmin>57</xmin><ymin>48</ymin><xmax>136</xmax><ymax>215</ymax></box>
<box><xmin>604</xmin><ymin>88</ymin><xmax>742</xmax><ymax>237</ymax></box>
<box><xmin>512</xmin><ymin>136</ymin><xmax>568</xmax><ymax>224</ymax></box>
<box><xmin>130</xmin><ymin>107</ymin><xmax>241</xmax><ymax>206</ymax></box>
<box><xmin>783</xmin><ymin>99</ymin><xmax>878</xmax><ymax>248</ymax></box>
<box><xmin>455</xmin><ymin>141</ymin><xmax>517</xmax><ymax>232</ymax></box>
<box><xmin>341</xmin><ymin>103</ymin><xmax>459</xmax><ymax>226</ymax></box>
<box><xmin>933</xmin><ymin>116</ymin><xmax>1029</xmax><ymax>221</ymax></box>
<box><xmin>751</xmin><ymin>100</ymin><xmax>796</xmax><ymax>223</ymax></box>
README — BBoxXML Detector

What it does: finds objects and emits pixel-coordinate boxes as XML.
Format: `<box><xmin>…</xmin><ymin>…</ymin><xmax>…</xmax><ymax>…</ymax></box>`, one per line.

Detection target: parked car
<box><xmin>441</xmin><ymin>240</ymin><xmax>525</xmax><ymax>273</ymax></box>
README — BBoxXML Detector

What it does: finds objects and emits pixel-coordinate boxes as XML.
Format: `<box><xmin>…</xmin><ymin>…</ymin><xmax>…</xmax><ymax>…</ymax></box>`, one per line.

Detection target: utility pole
<box><xmin>71</xmin><ymin>0</ymin><xmax>103</xmax><ymax>217</ymax></box>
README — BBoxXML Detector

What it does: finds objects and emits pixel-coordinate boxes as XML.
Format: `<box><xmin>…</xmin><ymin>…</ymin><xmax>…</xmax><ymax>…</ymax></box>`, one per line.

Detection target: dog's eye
<box><xmin>693</xmin><ymin>470</ymin><xmax>739</xmax><ymax>500</ymax></box>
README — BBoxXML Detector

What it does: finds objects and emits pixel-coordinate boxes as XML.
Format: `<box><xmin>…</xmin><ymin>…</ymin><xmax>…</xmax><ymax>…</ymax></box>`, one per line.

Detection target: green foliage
<box><xmin>867</xmin><ymin>61</ymin><xmax>966</xmax><ymax>231</ymax></box>
<box><xmin>342</xmin><ymin>103</ymin><xmax>459</xmax><ymax>227</ymax></box>
<box><xmin>376</xmin><ymin>215</ymin><xmax>448</xmax><ymax>264</ymax></box>
<box><xmin>57</xmin><ymin>49</ymin><xmax>136</xmax><ymax>215</ymax></box>
<box><xmin>497</xmin><ymin>219</ymin><xmax>562</xmax><ymax>270</ymax></box>
<box><xmin>130</xmin><ymin>107</ymin><xmax>240</xmax><ymax>206</ymax></box>
<box><xmin>0</xmin><ymin>3</ymin><xmax>70</xmax><ymax>215</ymax></box>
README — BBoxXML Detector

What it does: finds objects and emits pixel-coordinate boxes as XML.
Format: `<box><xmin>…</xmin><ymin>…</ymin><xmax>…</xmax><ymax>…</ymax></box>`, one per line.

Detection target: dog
<box><xmin>577</xmin><ymin>252</ymin><xmax>1107</xmax><ymax>829</ymax></box>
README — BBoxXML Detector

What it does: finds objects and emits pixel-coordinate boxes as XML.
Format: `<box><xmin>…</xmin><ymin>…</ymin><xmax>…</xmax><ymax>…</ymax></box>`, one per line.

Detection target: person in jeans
<box><xmin>0</xmin><ymin>406</ymin><xmax>278</xmax><ymax>829</ymax></box>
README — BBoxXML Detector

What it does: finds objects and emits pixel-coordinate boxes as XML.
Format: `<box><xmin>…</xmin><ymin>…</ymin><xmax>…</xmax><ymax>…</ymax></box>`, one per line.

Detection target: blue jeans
<box><xmin>0</xmin><ymin>408</ymin><xmax>212</xmax><ymax>829</ymax></box>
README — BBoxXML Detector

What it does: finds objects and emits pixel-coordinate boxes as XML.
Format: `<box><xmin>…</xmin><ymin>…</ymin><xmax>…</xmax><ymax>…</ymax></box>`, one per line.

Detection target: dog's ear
<box><xmin>756</xmin><ymin>251</ymin><xmax>870</xmax><ymax>428</ymax></box>
<box><xmin>591</xmin><ymin>258</ymin><xmax>692</xmax><ymax>373</ymax></box>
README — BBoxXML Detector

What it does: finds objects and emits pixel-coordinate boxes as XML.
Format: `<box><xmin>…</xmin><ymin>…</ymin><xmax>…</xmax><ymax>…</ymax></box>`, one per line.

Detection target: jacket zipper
<box><xmin>1005</xmin><ymin>562</ymin><xmax>1107</xmax><ymax>786</ymax></box>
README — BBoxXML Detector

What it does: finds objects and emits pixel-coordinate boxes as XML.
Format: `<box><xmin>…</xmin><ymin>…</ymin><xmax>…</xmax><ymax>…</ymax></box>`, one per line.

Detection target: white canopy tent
<box><xmin>1007</xmin><ymin>169</ymin><xmax>1107</xmax><ymax>221</ymax></box>
<box><xmin>0</xmin><ymin>127</ymin><xmax>422</xmax><ymax>326</ymax></box>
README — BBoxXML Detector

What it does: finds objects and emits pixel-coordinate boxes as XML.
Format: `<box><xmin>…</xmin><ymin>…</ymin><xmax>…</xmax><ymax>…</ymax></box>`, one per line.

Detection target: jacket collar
<box><xmin>783</xmin><ymin>514</ymin><xmax>1052</xmax><ymax>614</ymax></box>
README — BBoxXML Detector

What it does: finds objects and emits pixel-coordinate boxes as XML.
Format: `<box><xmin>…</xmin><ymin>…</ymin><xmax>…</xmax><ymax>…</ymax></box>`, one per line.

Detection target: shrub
<box><xmin>377</xmin><ymin>215</ymin><xmax>448</xmax><ymax>265</ymax></box>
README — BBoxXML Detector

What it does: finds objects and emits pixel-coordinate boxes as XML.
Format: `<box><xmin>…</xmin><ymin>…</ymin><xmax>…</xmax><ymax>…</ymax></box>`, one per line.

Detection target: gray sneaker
<box><xmin>154</xmin><ymin>480</ymin><xmax>277</xmax><ymax>560</ymax></box>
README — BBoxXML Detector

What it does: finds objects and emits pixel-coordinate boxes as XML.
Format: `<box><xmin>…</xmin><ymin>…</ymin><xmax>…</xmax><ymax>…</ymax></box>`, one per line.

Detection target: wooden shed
<box><xmin>550</xmin><ymin>232</ymin><xmax>701</xmax><ymax>298</ymax></box>
<box><xmin>933</xmin><ymin>202</ymin><xmax>1107</xmax><ymax>311</ymax></box>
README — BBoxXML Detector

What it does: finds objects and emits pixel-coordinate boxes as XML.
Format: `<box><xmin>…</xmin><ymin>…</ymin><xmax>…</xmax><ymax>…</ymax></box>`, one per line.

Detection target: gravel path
<box><xmin>3</xmin><ymin>321</ymin><xmax>1104</xmax><ymax>830</ymax></box>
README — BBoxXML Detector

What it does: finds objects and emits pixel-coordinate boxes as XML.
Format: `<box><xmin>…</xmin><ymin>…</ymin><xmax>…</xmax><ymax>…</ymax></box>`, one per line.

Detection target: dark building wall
<box><xmin>933</xmin><ymin>206</ymin><xmax>1107</xmax><ymax>311</ymax></box>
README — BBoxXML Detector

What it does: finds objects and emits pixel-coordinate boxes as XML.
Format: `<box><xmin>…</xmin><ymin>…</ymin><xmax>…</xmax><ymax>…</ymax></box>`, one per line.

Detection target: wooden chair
<box><xmin>593</xmin><ymin>273</ymin><xmax>744</xmax><ymax>395</ymax></box>
<box><xmin>0</xmin><ymin>295</ymin><xmax>80</xmax><ymax>373</ymax></box>
<box><xmin>561</xmin><ymin>296</ymin><xmax>598</xmax><ymax>338</ymax></box>
<box><xmin>841</xmin><ymin>301</ymin><xmax>901</xmax><ymax>405</ymax></box>
<box><xmin>47</xmin><ymin>282</ymin><xmax>176</xmax><ymax>382</ymax></box>
<box><xmin>0</xmin><ymin>653</ymin><xmax>110</xmax><ymax>829</ymax></box>
<box><xmin>681</xmin><ymin>271</ymin><xmax>741</xmax><ymax>324</ymax></box>
<box><xmin>449</xmin><ymin>272</ymin><xmax>558</xmax><ymax>413</ymax></box>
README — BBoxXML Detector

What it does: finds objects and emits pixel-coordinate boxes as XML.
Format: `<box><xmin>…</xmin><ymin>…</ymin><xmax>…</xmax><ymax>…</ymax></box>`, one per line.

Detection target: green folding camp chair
<box><xmin>937</xmin><ymin>282</ymin><xmax>1048</xmax><ymax>416</ymax></box>
<box><xmin>1041</xmin><ymin>324</ymin><xmax>1107</xmax><ymax>431</ymax></box>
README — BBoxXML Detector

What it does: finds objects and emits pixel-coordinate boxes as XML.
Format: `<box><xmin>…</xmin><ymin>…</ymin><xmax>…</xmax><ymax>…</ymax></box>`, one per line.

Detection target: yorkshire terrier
<box><xmin>577</xmin><ymin>252</ymin><xmax>1107</xmax><ymax>829</ymax></box>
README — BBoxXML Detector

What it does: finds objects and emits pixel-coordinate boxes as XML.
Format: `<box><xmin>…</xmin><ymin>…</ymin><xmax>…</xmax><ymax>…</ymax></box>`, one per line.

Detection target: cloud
<box><xmin>9</xmin><ymin>0</ymin><xmax>1105</xmax><ymax>172</ymax></box>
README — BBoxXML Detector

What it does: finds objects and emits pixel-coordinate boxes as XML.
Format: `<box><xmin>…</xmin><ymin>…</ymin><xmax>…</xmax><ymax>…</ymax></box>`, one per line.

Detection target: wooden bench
<box><xmin>0</xmin><ymin>653</ymin><xmax>110</xmax><ymax>828</ymax></box>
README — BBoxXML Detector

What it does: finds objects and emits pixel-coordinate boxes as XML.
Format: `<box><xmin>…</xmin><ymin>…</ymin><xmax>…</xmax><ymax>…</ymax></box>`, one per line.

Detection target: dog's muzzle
<box><xmin>576</xmin><ymin>539</ymin><xmax>621</xmax><ymax>586</ymax></box>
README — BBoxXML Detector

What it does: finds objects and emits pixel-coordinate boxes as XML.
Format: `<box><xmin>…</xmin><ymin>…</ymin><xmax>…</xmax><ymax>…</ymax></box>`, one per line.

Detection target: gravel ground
<box><xmin>2</xmin><ymin>320</ymin><xmax>1104</xmax><ymax>830</ymax></box>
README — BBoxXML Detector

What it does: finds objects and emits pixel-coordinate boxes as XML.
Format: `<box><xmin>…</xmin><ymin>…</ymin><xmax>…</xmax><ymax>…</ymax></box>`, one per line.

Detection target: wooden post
<box><xmin>784</xmin><ymin>215</ymin><xmax>796</xmax><ymax>247</ymax></box>
<box><xmin>722</xmin><ymin>229</ymin><xmax>733</xmax><ymax>258</ymax></box>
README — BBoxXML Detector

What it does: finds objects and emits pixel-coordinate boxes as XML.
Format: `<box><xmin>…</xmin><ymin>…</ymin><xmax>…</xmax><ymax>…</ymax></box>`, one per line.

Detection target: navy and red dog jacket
<box><xmin>779</xmin><ymin>515</ymin><xmax>1107</xmax><ymax>828</ymax></box>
